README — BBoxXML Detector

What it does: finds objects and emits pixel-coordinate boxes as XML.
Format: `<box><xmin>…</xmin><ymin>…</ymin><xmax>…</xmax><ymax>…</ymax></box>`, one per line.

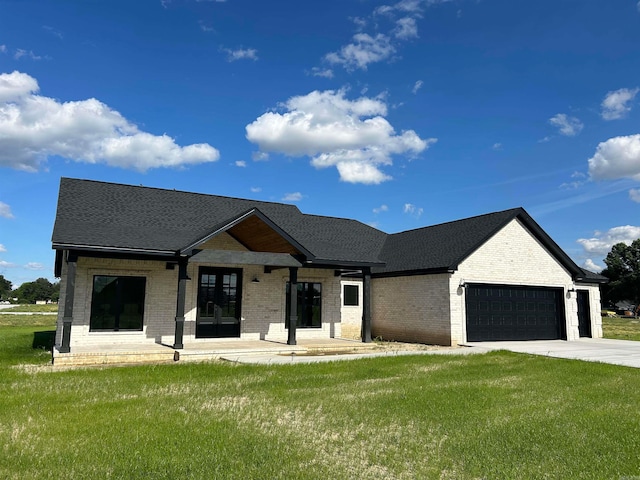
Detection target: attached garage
<box><xmin>465</xmin><ymin>284</ymin><xmax>566</xmax><ymax>341</ymax></box>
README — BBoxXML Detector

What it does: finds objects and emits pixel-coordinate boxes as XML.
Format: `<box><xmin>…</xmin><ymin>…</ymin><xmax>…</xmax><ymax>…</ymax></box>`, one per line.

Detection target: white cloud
<box><xmin>199</xmin><ymin>21</ymin><xmax>215</xmax><ymax>32</ymax></box>
<box><xmin>403</xmin><ymin>203</ymin><xmax>423</xmax><ymax>217</ymax></box>
<box><xmin>282</xmin><ymin>192</ymin><xmax>303</xmax><ymax>202</ymax></box>
<box><xmin>14</xmin><ymin>49</ymin><xmax>45</xmax><ymax>61</ymax></box>
<box><xmin>24</xmin><ymin>262</ymin><xmax>44</xmax><ymax>270</ymax></box>
<box><xmin>601</xmin><ymin>87</ymin><xmax>639</xmax><ymax>120</ymax></box>
<box><xmin>492</xmin><ymin>142</ymin><xmax>502</xmax><ymax>150</ymax></box>
<box><xmin>412</xmin><ymin>80</ymin><xmax>423</xmax><ymax>94</ymax></box>
<box><xmin>221</xmin><ymin>47</ymin><xmax>258</xmax><ymax>62</ymax></box>
<box><xmin>559</xmin><ymin>181</ymin><xmax>583</xmax><ymax>190</ymax></box>
<box><xmin>250</xmin><ymin>187</ymin><xmax>261</xmax><ymax>193</ymax></box>
<box><xmin>0</xmin><ymin>71</ymin><xmax>219</xmax><ymax>171</ymax></box>
<box><xmin>42</xmin><ymin>26</ymin><xmax>63</xmax><ymax>39</ymax></box>
<box><xmin>588</xmin><ymin>134</ymin><xmax>640</xmax><ymax>181</ymax></box>
<box><xmin>394</xmin><ymin>17</ymin><xmax>418</xmax><ymax>39</ymax></box>
<box><xmin>0</xmin><ymin>45</ymin><xmax>6</xmax><ymax>54</ymax></box>
<box><xmin>577</xmin><ymin>225</ymin><xmax>640</xmax><ymax>256</ymax></box>
<box><xmin>325</xmin><ymin>33</ymin><xmax>395</xmax><ymax>71</ymax></box>
<box><xmin>630</xmin><ymin>189</ymin><xmax>640</xmax><ymax>203</ymax></box>
<box><xmin>560</xmin><ymin>171</ymin><xmax>587</xmax><ymax>189</ymax></box>
<box><xmin>0</xmin><ymin>202</ymin><xmax>14</xmax><ymax>219</ymax></box>
<box><xmin>0</xmin><ymin>244</ymin><xmax>6</xmax><ymax>252</ymax></box>
<box><xmin>245</xmin><ymin>88</ymin><xmax>435</xmax><ymax>184</ymax></box>
<box><xmin>309</xmin><ymin>67</ymin><xmax>334</xmax><ymax>79</ymax></box>
<box><xmin>235</xmin><ymin>160</ymin><xmax>246</xmax><ymax>167</ymax></box>
<box><xmin>0</xmin><ymin>260</ymin><xmax>16</xmax><ymax>268</ymax></box>
<box><xmin>251</xmin><ymin>151</ymin><xmax>269</xmax><ymax>162</ymax></box>
<box><xmin>351</xmin><ymin>16</ymin><xmax>367</xmax><ymax>29</ymax></box>
<box><xmin>548</xmin><ymin>113</ymin><xmax>583</xmax><ymax>136</ymax></box>
<box><xmin>373</xmin><ymin>204</ymin><xmax>389</xmax><ymax>214</ymax></box>
<box><xmin>638</xmin><ymin>1</ymin><xmax>640</xmax><ymax>13</ymax></box>
<box><xmin>583</xmin><ymin>259</ymin><xmax>604</xmax><ymax>273</ymax></box>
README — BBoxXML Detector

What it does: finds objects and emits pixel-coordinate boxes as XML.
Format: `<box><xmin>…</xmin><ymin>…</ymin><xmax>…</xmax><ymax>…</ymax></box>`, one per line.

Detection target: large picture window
<box><xmin>90</xmin><ymin>275</ymin><xmax>146</xmax><ymax>331</ymax></box>
<box><xmin>286</xmin><ymin>282</ymin><xmax>322</xmax><ymax>328</ymax></box>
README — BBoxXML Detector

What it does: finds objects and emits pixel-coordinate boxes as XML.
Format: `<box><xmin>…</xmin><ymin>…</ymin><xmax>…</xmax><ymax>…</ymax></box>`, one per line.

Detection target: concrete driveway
<box><xmin>464</xmin><ymin>338</ymin><xmax>640</xmax><ymax>369</ymax></box>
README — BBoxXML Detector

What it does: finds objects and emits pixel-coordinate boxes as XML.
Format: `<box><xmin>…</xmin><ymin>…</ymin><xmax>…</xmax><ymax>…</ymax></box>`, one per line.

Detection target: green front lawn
<box><xmin>2</xmin><ymin>303</ymin><xmax>58</xmax><ymax>313</ymax></box>
<box><xmin>1</xmin><ymin>322</ymin><xmax>640</xmax><ymax>479</ymax></box>
<box><xmin>603</xmin><ymin>316</ymin><xmax>640</xmax><ymax>341</ymax></box>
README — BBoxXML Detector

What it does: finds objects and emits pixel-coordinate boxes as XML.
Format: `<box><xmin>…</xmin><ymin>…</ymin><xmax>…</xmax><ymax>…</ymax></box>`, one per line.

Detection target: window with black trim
<box><xmin>90</xmin><ymin>275</ymin><xmax>146</xmax><ymax>331</ymax></box>
<box><xmin>343</xmin><ymin>284</ymin><xmax>359</xmax><ymax>306</ymax></box>
<box><xmin>286</xmin><ymin>282</ymin><xmax>322</xmax><ymax>328</ymax></box>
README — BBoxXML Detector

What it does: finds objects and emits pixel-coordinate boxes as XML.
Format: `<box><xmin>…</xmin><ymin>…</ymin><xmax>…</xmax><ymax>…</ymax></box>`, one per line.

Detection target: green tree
<box><xmin>0</xmin><ymin>275</ymin><xmax>11</xmax><ymax>300</ymax></box>
<box><xmin>601</xmin><ymin>239</ymin><xmax>640</xmax><ymax>307</ymax></box>
<box><xmin>12</xmin><ymin>278</ymin><xmax>58</xmax><ymax>304</ymax></box>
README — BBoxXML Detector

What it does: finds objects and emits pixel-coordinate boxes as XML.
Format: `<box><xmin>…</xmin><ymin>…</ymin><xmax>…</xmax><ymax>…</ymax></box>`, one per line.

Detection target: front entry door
<box><xmin>576</xmin><ymin>290</ymin><xmax>592</xmax><ymax>338</ymax></box>
<box><xmin>196</xmin><ymin>267</ymin><xmax>242</xmax><ymax>338</ymax></box>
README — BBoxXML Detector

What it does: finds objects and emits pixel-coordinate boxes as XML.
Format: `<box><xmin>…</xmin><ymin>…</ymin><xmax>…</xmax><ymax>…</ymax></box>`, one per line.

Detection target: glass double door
<box><xmin>196</xmin><ymin>267</ymin><xmax>242</xmax><ymax>338</ymax></box>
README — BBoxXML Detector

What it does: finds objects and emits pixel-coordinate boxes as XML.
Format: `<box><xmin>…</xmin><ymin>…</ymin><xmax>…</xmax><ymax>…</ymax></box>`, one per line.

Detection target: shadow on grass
<box><xmin>32</xmin><ymin>330</ymin><xmax>55</xmax><ymax>350</ymax></box>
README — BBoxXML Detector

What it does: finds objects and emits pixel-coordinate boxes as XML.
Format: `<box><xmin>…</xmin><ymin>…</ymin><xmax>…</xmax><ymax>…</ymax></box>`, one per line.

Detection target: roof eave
<box><xmin>372</xmin><ymin>267</ymin><xmax>455</xmax><ymax>278</ymax></box>
<box><xmin>52</xmin><ymin>243</ymin><xmax>178</xmax><ymax>257</ymax></box>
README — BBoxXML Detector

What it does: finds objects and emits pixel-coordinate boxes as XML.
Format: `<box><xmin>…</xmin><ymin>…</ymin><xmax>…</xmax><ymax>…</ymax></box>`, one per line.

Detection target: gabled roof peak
<box><xmin>389</xmin><ymin>207</ymin><xmax>525</xmax><ymax>236</ymax></box>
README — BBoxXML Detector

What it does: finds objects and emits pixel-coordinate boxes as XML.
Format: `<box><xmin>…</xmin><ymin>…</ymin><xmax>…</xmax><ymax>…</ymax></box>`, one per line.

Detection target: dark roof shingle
<box><xmin>52</xmin><ymin>178</ymin><xmax>589</xmax><ymax>280</ymax></box>
<box><xmin>52</xmin><ymin>178</ymin><xmax>386</xmax><ymax>265</ymax></box>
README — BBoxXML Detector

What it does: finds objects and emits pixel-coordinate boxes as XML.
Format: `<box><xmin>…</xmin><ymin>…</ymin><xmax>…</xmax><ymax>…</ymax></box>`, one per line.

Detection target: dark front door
<box><xmin>196</xmin><ymin>267</ymin><xmax>242</xmax><ymax>338</ymax></box>
<box><xmin>466</xmin><ymin>284</ymin><xmax>565</xmax><ymax>341</ymax></box>
<box><xmin>576</xmin><ymin>290</ymin><xmax>592</xmax><ymax>338</ymax></box>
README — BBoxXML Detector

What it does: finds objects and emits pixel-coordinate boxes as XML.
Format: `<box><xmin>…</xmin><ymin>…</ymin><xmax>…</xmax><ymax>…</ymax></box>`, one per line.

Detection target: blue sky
<box><xmin>1</xmin><ymin>0</ymin><xmax>640</xmax><ymax>288</ymax></box>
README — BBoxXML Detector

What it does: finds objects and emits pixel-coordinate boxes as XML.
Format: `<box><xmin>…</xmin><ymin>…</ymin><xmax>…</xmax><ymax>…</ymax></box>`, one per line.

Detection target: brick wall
<box><xmin>450</xmin><ymin>218</ymin><xmax>593</xmax><ymax>343</ymax></box>
<box><xmin>371</xmin><ymin>274</ymin><xmax>452</xmax><ymax>345</ymax></box>
<box><xmin>59</xmin><ymin>256</ymin><xmax>178</xmax><ymax>347</ymax></box>
<box><xmin>56</xmin><ymin>232</ymin><xmax>342</xmax><ymax>348</ymax></box>
<box><xmin>339</xmin><ymin>280</ymin><xmax>363</xmax><ymax>339</ymax></box>
<box><xmin>366</xmin><ymin>218</ymin><xmax>602</xmax><ymax>346</ymax></box>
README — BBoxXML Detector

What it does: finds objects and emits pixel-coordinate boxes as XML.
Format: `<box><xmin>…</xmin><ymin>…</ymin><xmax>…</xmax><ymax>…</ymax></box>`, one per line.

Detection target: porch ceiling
<box><xmin>227</xmin><ymin>215</ymin><xmax>302</xmax><ymax>255</ymax></box>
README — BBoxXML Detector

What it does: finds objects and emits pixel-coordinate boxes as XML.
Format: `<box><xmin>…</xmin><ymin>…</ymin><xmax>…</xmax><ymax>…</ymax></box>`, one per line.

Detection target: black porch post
<box><xmin>288</xmin><ymin>266</ymin><xmax>298</xmax><ymax>345</ymax></box>
<box><xmin>173</xmin><ymin>259</ymin><xmax>189</xmax><ymax>349</ymax></box>
<box><xmin>361</xmin><ymin>267</ymin><xmax>372</xmax><ymax>343</ymax></box>
<box><xmin>59</xmin><ymin>251</ymin><xmax>77</xmax><ymax>353</ymax></box>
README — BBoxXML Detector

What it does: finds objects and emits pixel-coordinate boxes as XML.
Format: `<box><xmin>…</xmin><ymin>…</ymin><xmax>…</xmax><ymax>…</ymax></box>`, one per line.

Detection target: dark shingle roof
<box><xmin>52</xmin><ymin>178</ymin><xmax>589</xmax><ymax>280</ymax></box>
<box><xmin>373</xmin><ymin>207</ymin><xmax>585</xmax><ymax>279</ymax></box>
<box><xmin>374</xmin><ymin>209</ymin><xmax>523</xmax><ymax>275</ymax></box>
<box><xmin>578</xmin><ymin>268</ymin><xmax>609</xmax><ymax>284</ymax></box>
<box><xmin>52</xmin><ymin>178</ymin><xmax>386</xmax><ymax>265</ymax></box>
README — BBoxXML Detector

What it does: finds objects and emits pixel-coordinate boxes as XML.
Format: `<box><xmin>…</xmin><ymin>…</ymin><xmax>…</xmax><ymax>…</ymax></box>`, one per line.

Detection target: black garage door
<box><xmin>466</xmin><ymin>284</ymin><xmax>565</xmax><ymax>341</ymax></box>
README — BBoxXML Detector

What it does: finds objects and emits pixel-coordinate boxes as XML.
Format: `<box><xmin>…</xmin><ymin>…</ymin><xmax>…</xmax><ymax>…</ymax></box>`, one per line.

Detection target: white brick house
<box><xmin>342</xmin><ymin>217</ymin><xmax>603</xmax><ymax>345</ymax></box>
<box><xmin>52</xmin><ymin>178</ymin><xmax>606</xmax><ymax>356</ymax></box>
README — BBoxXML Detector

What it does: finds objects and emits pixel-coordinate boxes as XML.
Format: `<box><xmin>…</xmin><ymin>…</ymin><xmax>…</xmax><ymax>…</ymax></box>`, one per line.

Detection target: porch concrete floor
<box><xmin>52</xmin><ymin>337</ymin><xmax>380</xmax><ymax>367</ymax></box>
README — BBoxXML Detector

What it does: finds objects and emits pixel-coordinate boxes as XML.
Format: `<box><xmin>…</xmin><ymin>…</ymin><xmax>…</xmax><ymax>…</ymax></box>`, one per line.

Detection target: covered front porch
<box><xmin>52</xmin><ymin>337</ymin><xmax>381</xmax><ymax>366</ymax></box>
<box><xmin>55</xmin><ymin>207</ymin><xmax>379</xmax><ymax>356</ymax></box>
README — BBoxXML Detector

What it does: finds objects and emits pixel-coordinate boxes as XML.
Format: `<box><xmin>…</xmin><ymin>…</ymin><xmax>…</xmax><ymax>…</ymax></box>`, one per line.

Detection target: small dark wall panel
<box><xmin>466</xmin><ymin>284</ymin><xmax>565</xmax><ymax>341</ymax></box>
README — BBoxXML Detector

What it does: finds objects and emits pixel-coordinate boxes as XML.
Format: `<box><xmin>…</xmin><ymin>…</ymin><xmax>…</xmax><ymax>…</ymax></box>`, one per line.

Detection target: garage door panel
<box><xmin>466</xmin><ymin>284</ymin><xmax>565</xmax><ymax>341</ymax></box>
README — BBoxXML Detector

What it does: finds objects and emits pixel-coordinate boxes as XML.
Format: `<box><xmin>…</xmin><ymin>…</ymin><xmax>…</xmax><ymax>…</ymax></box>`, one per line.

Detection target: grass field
<box><xmin>602</xmin><ymin>316</ymin><xmax>640</xmax><ymax>341</ymax></box>
<box><xmin>1</xmin><ymin>303</ymin><xmax>58</xmax><ymax>313</ymax></box>
<box><xmin>1</xmin><ymin>319</ymin><xmax>640</xmax><ymax>479</ymax></box>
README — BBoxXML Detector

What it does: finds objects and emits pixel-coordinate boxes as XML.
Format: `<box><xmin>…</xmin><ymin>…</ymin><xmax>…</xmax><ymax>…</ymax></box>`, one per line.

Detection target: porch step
<box><xmin>52</xmin><ymin>350</ymin><xmax>176</xmax><ymax>366</ymax></box>
<box><xmin>51</xmin><ymin>338</ymin><xmax>380</xmax><ymax>367</ymax></box>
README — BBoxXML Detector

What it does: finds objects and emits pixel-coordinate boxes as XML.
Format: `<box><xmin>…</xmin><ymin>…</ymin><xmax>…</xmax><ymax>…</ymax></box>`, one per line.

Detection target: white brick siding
<box><xmin>367</xmin><ymin>218</ymin><xmax>603</xmax><ymax>346</ymax></box>
<box><xmin>340</xmin><ymin>280</ymin><xmax>363</xmax><ymax>339</ymax></box>
<box><xmin>58</xmin><ymin>256</ymin><xmax>177</xmax><ymax>347</ymax></box>
<box><xmin>451</xmin><ymin>218</ymin><xmax>600</xmax><ymax>343</ymax></box>
<box><xmin>371</xmin><ymin>274</ymin><xmax>452</xmax><ymax>345</ymax></box>
<box><xmin>56</xmin><ymin>233</ymin><xmax>341</xmax><ymax>349</ymax></box>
